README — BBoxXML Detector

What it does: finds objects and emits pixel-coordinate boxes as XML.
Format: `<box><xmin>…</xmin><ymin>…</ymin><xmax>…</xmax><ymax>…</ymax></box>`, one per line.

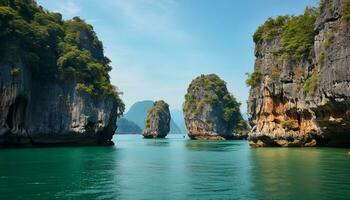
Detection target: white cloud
<box><xmin>110</xmin><ymin>0</ymin><xmax>189</xmax><ymax>41</ymax></box>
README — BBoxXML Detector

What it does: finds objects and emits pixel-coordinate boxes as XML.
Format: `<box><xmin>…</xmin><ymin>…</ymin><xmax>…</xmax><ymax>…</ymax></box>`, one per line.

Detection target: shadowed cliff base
<box><xmin>0</xmin><ymin>133</ymin><xmax>115</xmax><ymax>148</ymax></box>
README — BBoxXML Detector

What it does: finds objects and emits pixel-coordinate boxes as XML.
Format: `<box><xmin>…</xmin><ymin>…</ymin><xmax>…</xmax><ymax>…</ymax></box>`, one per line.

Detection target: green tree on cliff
<box><xmin>0</xmin><ymin>0</ymin><xmax>122</xmax><ymax>101</ymax></box>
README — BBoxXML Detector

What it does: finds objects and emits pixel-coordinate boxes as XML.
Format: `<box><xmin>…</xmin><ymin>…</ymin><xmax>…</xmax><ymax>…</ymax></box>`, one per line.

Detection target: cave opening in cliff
<box><xmin>85</xmin><ymin>120</ymin><xmax>95</xmax><ymax>134</ymax></box>
<box><xmin>6</xmin><ymin>95</ymin><xmax>28</xmax><ymax>129</ymax></box>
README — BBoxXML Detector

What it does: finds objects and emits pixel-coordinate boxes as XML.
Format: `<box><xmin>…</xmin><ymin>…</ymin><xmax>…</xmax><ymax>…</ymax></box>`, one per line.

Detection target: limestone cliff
<box><xmin>247</xmin><ymin>0</ymin><xmax>350</xmax><ymax>147</ymax></box>
<box><xmin>183</xmin><ymin>74</ymin><xmax>248</xmax><ymax>140</ymax></box>
<box><xmin>0</xmin><ymin>1</ymin><xmax>124</xmax><ymax>147</ymax></box>
<box><xmin>142</xmin><ymin>100</ymin><xmax>171</xmax><ymax>138</ymax></box>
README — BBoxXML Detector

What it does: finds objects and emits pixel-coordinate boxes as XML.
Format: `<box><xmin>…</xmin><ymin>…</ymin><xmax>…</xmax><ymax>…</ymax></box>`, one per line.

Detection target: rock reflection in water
<box><xmin>186</xmin><ymin>140</ymin><xmax>241</xmax><ymax>152</ymax></box>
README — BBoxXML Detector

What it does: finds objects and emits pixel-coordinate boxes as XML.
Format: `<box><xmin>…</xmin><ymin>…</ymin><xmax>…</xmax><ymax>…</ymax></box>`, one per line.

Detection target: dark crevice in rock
<box><xmin>84</xmin><ymin>120</ymin><xmax>95</xmax><ymax>134</ymax></box>
<box><xmin>316</xmin><ymin>15</ymin><xmax>341</xmax><ymax>33</ymax></box>
<box><xmin>6</xmin><ymin>95</ymin><xmax>27</xmax><ymax>130</ymax></box>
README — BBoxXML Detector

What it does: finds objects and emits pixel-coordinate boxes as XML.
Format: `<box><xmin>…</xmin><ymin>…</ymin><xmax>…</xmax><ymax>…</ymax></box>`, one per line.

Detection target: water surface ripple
<box><xmin>0</xmin><ymin>135</ymin><xmax>349</xmax><ymax>200</ymax></box>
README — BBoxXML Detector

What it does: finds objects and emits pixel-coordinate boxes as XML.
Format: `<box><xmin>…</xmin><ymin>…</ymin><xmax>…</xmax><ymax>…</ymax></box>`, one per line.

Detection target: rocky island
<box><xmin>183</xmin><ymin>74</ymin><xmax>248</xmax><ymax>140</ymax></box>
<box><xmin>117</xmin><ymin>100</ymin><xmax>182</xmax><ymax>134</ymax></box>
<box><xmin>142</xmin><ymin>100</ymin><xmax>171</xmax><ymax>138</ymax></box>
<box><xmin>247</xmin><ymin>0</ymin><xmax>350</xmax><ymax>147</ymax></box>
<box><xmin>0</xmin><ymin>0</ymin><xmax>124</xmax><ymax>147</ymax></box>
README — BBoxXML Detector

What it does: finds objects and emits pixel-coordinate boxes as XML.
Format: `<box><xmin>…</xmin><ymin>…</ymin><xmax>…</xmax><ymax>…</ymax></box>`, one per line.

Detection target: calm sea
<box><xmin>0</xmin><ymin>134</ymin><xmax>349</xmax><ymax>200</ymax></box>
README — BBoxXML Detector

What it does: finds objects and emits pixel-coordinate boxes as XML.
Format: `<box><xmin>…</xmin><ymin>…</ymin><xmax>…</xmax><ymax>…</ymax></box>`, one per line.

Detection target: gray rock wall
<box><xmin>0</xmin><ymin>44</ymin><xmax>121</xmax><ymax>147</ymax></box>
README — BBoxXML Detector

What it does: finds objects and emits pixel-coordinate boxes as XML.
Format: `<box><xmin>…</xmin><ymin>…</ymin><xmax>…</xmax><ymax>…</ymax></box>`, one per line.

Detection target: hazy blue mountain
<box><xmin>118</xmin><ymin>100</ymin><xmax>182</xmax><ymax>134</ymax></box>
<box><xmin>241</xmin><ymin>112</ymin><xmax>252</xmax><ymax>128</ymax></box>
<box><xmin>242</xmin><ymin>112</ymin><xmax>249</xmax><ymax>121</ymax></box>
<box><xmin>117</xmin><ymin>118</ymin><xmax>142</xmax><ymax>134</ymax></box>
<box><xmin>169</xmin><ymin>121</ymin><xmax>182</xmax><ymax>134</ymax></box>
<box><xmin>171</xmin><ymin>109</ymin><xmax>187</xmax><ymax>134</ymax></box>
<box><xmin>124</xmin><ymin>100</ymin><xmax>154</xmax><ymax>128</ymax></box>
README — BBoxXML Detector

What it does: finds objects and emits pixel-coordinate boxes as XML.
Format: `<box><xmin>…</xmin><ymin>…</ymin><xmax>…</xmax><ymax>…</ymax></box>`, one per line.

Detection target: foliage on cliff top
<box><xmin>183</xmin><ymin>74</ymin><xmax>246</xmax><ymax>131</ymax></box>
<box><xmin>281</xmin><ymin>7</ymin><xmax>318</xmax><ymax>59</ymax></box>
<box><xmin>0</xmin><ymin>0</ymin><xmax>123</xmax><ymax>104</ymax></box>
<box><xmin>253</xmin><ymin>15</ymin><xmax>289</xmax><ymax>44</ymax></box>
<box><xmin>253</xmin><ymin>7</ymin><xmax>318</xmax><ymax>59</ymax></box>
<box><xmin>145</xmin><ymin>100</ymin><xmax>170</xmax><ymax>128</ymax></box>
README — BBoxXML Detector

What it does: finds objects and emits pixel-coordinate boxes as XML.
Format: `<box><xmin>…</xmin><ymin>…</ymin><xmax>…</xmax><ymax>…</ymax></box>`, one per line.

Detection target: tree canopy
<box><xmin>253</xmin><ymin>7</ymin><xmax>318</xmax><ymax>59</ymax></box>
<box><xmin>0</xmin><ymin>0</ymin><xmax>120</xmax><ymax>99</ymax></box>
<box><xmin>184</xmin><ymin>74</ymin><xmax>247</xmax><ymax>132</ymax></box>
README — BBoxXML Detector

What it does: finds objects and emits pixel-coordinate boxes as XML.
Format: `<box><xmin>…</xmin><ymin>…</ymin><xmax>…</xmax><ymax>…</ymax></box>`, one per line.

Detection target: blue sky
<box><xmin>38</xmin><ymin>0</ymin><xmax>318</xmax><ymax>112</ymax></box>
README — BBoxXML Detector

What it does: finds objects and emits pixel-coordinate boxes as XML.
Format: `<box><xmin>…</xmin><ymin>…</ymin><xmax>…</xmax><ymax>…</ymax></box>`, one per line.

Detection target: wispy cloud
<box><xmin>110</xmin><ymin>0</ymin><xmax>189</xmax><ymax>42</ymax></box>
<box><xmin>57</xmin><ymin>1</ymin><xmax>81</xmax><ymax>18</ymax></box>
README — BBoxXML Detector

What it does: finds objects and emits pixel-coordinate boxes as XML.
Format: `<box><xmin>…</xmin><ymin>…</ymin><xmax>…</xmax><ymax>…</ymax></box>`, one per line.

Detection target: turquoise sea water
<box><xmin>0</xmin><ymin>134</ymin><xmax>350</xmax><ymax>200</ymax></box>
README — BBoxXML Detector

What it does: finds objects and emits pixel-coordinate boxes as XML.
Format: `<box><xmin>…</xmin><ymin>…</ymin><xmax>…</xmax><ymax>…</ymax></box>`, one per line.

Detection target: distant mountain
<box><xmin>170</xmin><ymin>121</ymin><xmax>182</xmax><ymax>134</ymax></box>
<box><xmin>241</xmin><ymin>112</ymin><xmax>252</xmax><ymax>128</ymax></box>
<box><xmin>117</xmin><ymin>118</ymin><xmax>142</xmax><ymax>134</ymax></box>
<box><xmin>171</xmin><ymin>109</ymin><xmax>187</xmax><ymax>134</ymax></box>
<box><xmin>242</xmin><ymin>112</ymin><xmax>249</xmax><ymax>121</ymax></box>
<box><xmin>124</xmin><ymin>100</ymin><xmax>154</xmax><ymax>128</ymax></box>
<box><xmin>117</xmin><ymin>100</ymin><xmax>182</xmax><ymax>134</ymax></box>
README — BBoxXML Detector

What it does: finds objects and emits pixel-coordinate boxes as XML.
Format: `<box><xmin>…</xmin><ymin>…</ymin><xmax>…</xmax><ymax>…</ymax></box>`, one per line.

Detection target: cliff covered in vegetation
<box><xmin>143</xmin><ymin>100</ymin><xmax>171</xmax><ymax>138</ymax></box>
<box><xmin>0</xmin><ymin>0</ymin><xmax>124</xmax><ymax>146</ymax></box>
<box><xmin>247</xmin><ymin>0</ymin><xmax>350</xmax><ymax>147</ymax></box>
<box><xmin>184</xmin><ymin>74</ymin><xmax>248</xmax><ymax>140</ymax></box>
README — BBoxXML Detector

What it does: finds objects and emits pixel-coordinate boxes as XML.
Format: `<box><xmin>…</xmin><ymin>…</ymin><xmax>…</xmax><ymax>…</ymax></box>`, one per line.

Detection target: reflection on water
<box><xmin>186</xmin><ymin>140</ymin><xmax>242</xmax><ymax>152</ymax></box>
<box><xmin>250</xmin><ymin>148</ymin><xmax>322</xmax><ymax>200</ymax></box>
<box><xmin>0</xmin><ymin>135</ymin><xmax>349</xmax><ymax>200</ymax></box>
<box><xmin>143</xmin><ymin>138</ymin><xmax>170</xmax><ymax>147</ymax></box>
<box><xmin>249</xmin><ymin>148</ymin><xmax>350</xmax><ymax>200</ymax></box>
<box><xmin>183</xmin><ymin>140</ymin><xmax>253</xmax><ymax>199</ymax></box>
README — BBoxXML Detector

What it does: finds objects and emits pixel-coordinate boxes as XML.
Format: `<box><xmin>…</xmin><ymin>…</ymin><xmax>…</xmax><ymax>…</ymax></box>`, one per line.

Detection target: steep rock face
<box><xmin>0</xmin><ymin>70</ymin><xmax>120</xmax><ymax>146</ymax></box>
<box><xmin>0</xmin><ymin>1</ymin><xmax>124</xmax><ymax>147</ymax></box>
<box><xmin>183</xmin><ymin>74</ymin><xmax>248</xmax><ymax>140</ymax></box>
<box><xmin>247</xmin><ymin>0</ymin><xmax>350</xmax><ymax>147</ymax></box>
<box><xmin>142</xmin><ymin>101</ymin><xmax>171</xmax><ymax>138</ymax></box>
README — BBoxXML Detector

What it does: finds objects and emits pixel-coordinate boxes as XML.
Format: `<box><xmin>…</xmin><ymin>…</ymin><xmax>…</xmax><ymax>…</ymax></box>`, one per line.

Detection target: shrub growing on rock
<box><xmin>304</xmin><ymin>71</ymin><xmax>318</xmax><ymax>96</ymax></box>
<box><xmin>245</xmin><ymin>69</ymin><xmax>262</xmax><ymax>87</ymax></box>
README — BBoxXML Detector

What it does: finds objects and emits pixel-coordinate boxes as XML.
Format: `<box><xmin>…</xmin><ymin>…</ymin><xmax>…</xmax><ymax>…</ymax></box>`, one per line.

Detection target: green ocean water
<box><xmin>0</xmin><ymin>134</ymin><xmax>349</xmax><ymax>200</ymax></box>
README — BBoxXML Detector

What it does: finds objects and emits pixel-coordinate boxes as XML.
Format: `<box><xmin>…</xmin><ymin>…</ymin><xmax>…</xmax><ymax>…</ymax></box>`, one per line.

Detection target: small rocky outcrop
<box><xmin>0</xmin><ymin>1</ymin><xmax>124</xmax><ymax>147</ymax></box>
<box><xmin>247</xmin><ymin>0</ymin><xmax>350</xmax><ymax>147</ymax></box>
<box><xmin>183</xmin><ymin>74</ymin><xmax>248</xmax><ymax>140</ymax></box>
<box><xmin>142</xmin><ymin>101</ymin><xmax>171</xmax><ymax>138</ymax></box>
